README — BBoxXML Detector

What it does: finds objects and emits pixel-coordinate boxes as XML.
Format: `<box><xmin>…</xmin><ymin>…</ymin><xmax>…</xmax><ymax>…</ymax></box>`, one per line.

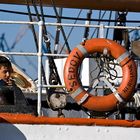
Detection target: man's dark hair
<box><xmin>0</xmin><ymin>56</ymin><xmax>12</xmax><ymax>69</ymax></box>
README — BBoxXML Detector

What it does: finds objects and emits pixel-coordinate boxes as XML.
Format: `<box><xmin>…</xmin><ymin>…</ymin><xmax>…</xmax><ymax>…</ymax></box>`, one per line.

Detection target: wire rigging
<box><xmin>51</xmin><ymin>0</ymin><xmax>71</xmax><ymax>53</ymax></box>
<box><xmin>59</xmin><ymin>9</ymin><xmax>82</xmax><ymax>54</ymax></box>
<box><xmin>105</xmin><ymin>11</ymin><xmax>112</xmax><ymax>38</ymax></box>
<box><xmin>25</xmin><ymin>0</ymin><xmax>49</xmax><ymax>99</ymax></box>
<box><xmin>82</xmin><ymin>9</ymin><xmax>92</xmax><ymax>42</ymax></box>
<box><xmin>54</xmin><ymin>8</ymin><xmax>63</xmax><ymax>54</ymax></box>
<box><xmin>90</xmin><ymin>10</ymin><xmax>106</xmax><ymax>38</ymax></box>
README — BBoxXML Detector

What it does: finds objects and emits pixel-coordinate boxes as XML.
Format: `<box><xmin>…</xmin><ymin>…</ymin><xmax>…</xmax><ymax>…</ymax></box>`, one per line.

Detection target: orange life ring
<box><xmin>64</xmin><ymin>38</ymin><xmax>137</xmax><ymax>111</ymax></box>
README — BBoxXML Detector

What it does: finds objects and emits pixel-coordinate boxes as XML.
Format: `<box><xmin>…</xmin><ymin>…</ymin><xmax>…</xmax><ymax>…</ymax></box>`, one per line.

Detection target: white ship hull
<box><xmin>0</xmin><ymin>113</ymin><xmax>140</xmax><ymax>140</ymax></box>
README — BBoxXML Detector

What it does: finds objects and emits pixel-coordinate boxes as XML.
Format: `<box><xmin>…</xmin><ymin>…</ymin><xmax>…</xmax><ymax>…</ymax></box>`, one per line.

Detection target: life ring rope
<box><xmin>64</xmin><ymin>38</ymin><xmax>137</xmax><ymax>111</ymax></box>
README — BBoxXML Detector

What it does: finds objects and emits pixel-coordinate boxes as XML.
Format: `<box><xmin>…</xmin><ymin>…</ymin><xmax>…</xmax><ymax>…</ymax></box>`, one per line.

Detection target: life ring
<box><xmin>64</xmin><ymin>38</ymin><xmax>137</xmax><ymax>111</ymax></box>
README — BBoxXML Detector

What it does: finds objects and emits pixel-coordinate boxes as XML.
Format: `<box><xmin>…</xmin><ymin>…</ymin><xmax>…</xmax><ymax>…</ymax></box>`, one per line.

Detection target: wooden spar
<box><xmin>0</xmin><ymin>0</ymin><xmax>140</xmax><ymax>12</ymax></box>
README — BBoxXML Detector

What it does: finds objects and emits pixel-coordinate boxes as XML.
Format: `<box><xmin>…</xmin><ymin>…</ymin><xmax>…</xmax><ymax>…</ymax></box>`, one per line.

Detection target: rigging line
<box><xmin>32</xmin><ymin>0</ymin><xmax>53</xmax><ymax>46</ymax></box>
<box><xmin>39</xmin><ymin>0</ymin><xmax>48</xmax><ymax>36</ymax></box>
<box><xmin>106</xmin><ymin>11</ymin><xmax>113</xmax><ymax>38</ymax></box>
<box><xmin>32</xmin><ymin>0</ymin><xmax>51</xmax><ymax>50</ymax></box>
<box><xmin>97</xmin><ymin>10</ymin><xmax>106</xmax><ymax>38</ymax></box>
<box><xmin>25</xmin><ymin>0</ymin><xmax>38</xmax><ymax>50</ymax></box>
<box><xmin>39</xmin><ymin>0</ymin><xmax>62</xmax><ymax>85</ymax></box>
<box><xmin>0</xmin><ymin>33</ymin><xmax>16</xmax><ymax>63</ymax></box>
<box><xmin>54</xmin><ymin>8</ymin><xmax>63</xmax><ymax>54</ymax></box>
<box><xmin>32</xmin><ymin>0</ymin><xmax>48</xmax><ymax>87</ymax></box>
<box><xmin>26</xmin><ymin>0</ymin><xmax>48</xmax><ymax>90</ymax></box>
<box><xmin>90</xmin><ymin>10</ymin><xmax>106</xmax><ymax>38</ymax></box>
<box><xmin>82</xmin><ymin>9</ymin><xmax>92</xmax><ymax>42</ymax></box>
<box><xmin>1</xmin><ymin>9</ymin><xmax>140</xmax><ymax>23</ymax></box>
<box><xmin>24</xmin><ymin>1</ymin><xmax>55</xmax><ymax>49</ymax></box>
<box><xmin>129</xmin><ymin>26</ymin><xmax>140</xmax><ymax>33</ymax></box>
<box><xmin>50</xmin><ymin>0</ymin><xmax>71</xmax><ymax>53</ymax></box>
<box><xmin>114</xmin><ymin>11</ymin><xmax>118</xmax><ymax>26</ymax></box>
<box><xmin>31</xmin><ymin>0</ymin><xmax>61</xmax><ymax>107</ymax></box>
<box><xmin>39</xmin><ymin>1</ymin><xmax>66</xmax><ymax>112</ymax></box>
<box><xmin>59</xmin><ymin>9</ymin><xmax>82</xmax><ymax>54</ymax></box>
<box><xmin>31</xmin><ymin>0</ymin><xmax>41</xmax><ymax>21</ymax></box>
<box><xmin>96</xmin><ymin>10</ymin><xmax>102</xmax><ymax>38</ymax></box>
<box><xmin>39</xmin><ymin>0</ymin><xmax>55</xmax><ymax>51</ymax></box>
<box><xmin>0</xmin><ymin>34</ymin><xmax>5</xmax><ymax>51</ymax></box>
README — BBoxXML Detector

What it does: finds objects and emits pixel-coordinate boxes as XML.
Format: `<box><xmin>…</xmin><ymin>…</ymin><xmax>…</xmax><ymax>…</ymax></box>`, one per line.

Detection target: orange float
<box><xmin>64</xmin><ymin>38</ymin><xmax>137</xmax><ymax>111</ymax></box>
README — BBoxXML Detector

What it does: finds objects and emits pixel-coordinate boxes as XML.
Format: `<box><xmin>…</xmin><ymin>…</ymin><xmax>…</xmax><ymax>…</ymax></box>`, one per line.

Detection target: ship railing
<box><xmin>0</xmin><ymin>20</ymin><xmax>140</xmax><ymax>116</ymax></box>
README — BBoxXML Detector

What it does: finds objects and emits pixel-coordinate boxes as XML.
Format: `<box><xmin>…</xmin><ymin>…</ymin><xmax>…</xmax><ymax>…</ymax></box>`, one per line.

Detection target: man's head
<box><xmin>0</xmin><ymin>56</ymin><xmax>13</xmax><ymax>83</ymax></box>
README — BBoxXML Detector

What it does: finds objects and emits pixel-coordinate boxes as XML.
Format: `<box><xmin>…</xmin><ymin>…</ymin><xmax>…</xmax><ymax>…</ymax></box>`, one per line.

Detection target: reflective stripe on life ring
<box><xmin>64</xmin><ymin>38</ymin><xmax>137</xmax><ymax>111</ymax></box>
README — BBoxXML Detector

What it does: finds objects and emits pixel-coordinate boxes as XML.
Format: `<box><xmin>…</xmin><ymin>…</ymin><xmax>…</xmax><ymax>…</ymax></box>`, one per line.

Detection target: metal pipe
<box><xmin>0</xmin><ymin>52</ymin><xmax>68</xmax><ymax>57</ymax></box>
<box><xmin>37</xmin><ymin>21</ymin><xmax>43</xmax><ymax>116</ymax></box>
<box><xmin>99</xmin><ymin>24</ymin><xmax>104</xmax><ymax>38</ymax></box>
<box><xmin>1</xmin><ymin>20</ymin><xmax>140</xmax><ymax>30</ymax></box>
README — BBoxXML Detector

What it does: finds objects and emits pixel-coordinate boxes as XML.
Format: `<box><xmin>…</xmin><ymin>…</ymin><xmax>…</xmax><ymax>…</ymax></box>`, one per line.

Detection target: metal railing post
<box><xmin>99</xmin><ymin>24</ymin><xmax>104</xmax><ymax>38</ymax></box>
<box><xmin>37</xmin><ymin>21</ymin><xmax>43</xmax><ymax>116</ymax></box>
